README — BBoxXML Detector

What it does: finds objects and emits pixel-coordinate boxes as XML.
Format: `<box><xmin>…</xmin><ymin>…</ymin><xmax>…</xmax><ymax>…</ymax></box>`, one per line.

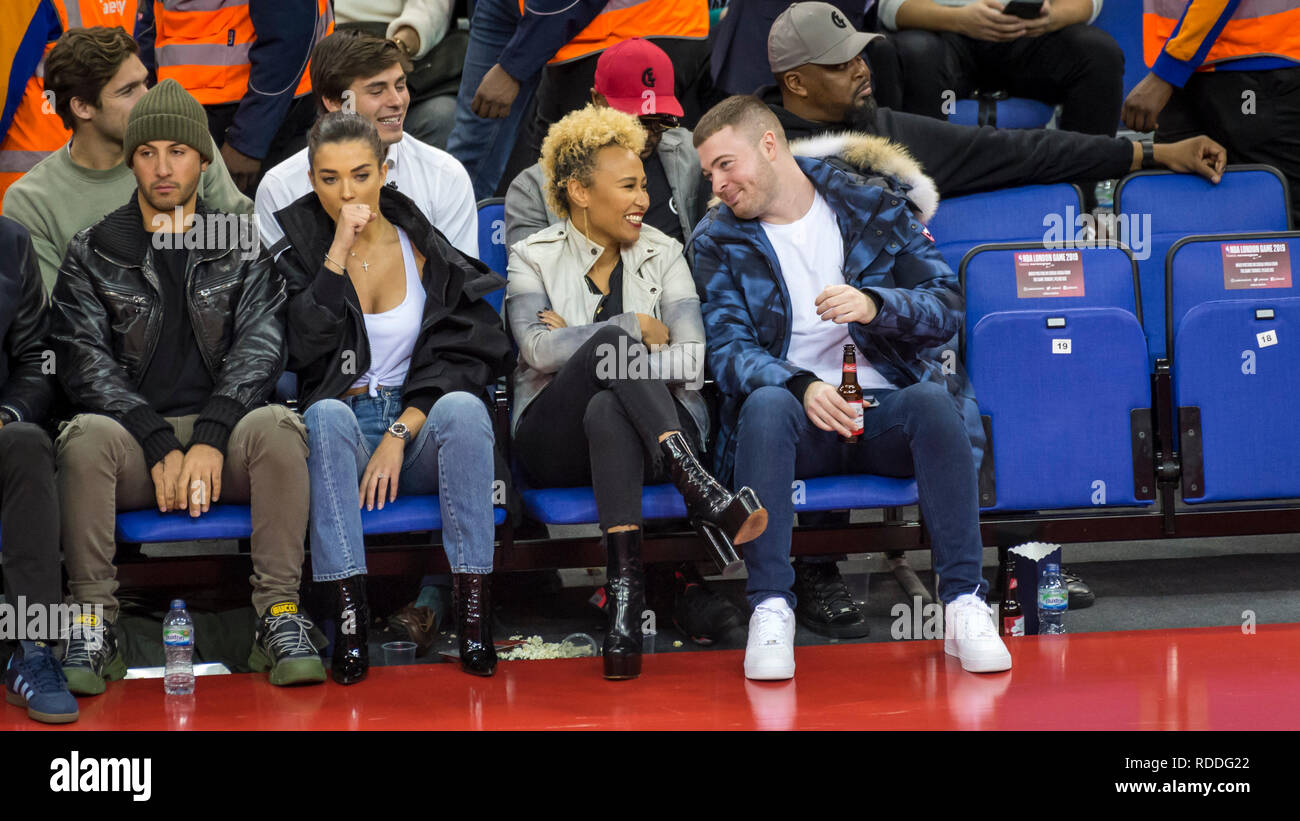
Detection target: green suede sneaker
<box><xmin>248</xmin><ymin>601</ymin><xmax>326</xmax><ymax>686</ymax></box>
<box><xmin>62</xmin><ymin>612</ymin><xmax>127</xmax><ymax>696</ymax></box>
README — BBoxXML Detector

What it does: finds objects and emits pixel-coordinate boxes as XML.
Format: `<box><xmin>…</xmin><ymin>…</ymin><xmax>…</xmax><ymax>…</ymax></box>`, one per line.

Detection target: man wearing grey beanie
<box><xmin>51</xmin><ymin>78</ymin><xmax>327</xmax><ymax>693</ymax></box>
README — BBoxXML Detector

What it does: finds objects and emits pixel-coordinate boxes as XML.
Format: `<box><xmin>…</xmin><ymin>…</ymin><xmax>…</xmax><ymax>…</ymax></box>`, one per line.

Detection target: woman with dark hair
<box><xmin>507</xmin><ymin>104</ymin><xmax>768</xmax><ymax>681</ymax></box>
<box><xmin>271</xmin><ymin>112</ymin><xmax>514</xmax><ymax>684</ymax></box>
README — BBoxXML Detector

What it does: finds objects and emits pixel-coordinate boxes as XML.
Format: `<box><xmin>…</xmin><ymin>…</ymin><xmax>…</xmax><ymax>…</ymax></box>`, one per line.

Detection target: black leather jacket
<box><xmin>0</xmin><ymin>216</ymin><xmax>55</xmax><ymax>425</ymax></box>
<box><xmin>271</xmin><ymin>186</ymin><xmax>514</xmax><ymax>414</ymax></box>
<box><xmin>50</xmin><ymin>197</ymin><xmax>287</xmax><ymax>465</ymax></box>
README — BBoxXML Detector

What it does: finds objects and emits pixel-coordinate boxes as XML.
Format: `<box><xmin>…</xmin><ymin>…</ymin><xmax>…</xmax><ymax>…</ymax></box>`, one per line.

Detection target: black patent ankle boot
<box><xmin>603</xmin><ymin>529</ymin><xmax>645</xmax><ymax>680</ymax></box>
<box><xmin>331</xmin><ymin>575</ymin><xmax>369</xmax><ymax>685</ymax></box>
<box><xmin>453</xmin><ymin>573</ymin><xmax>497</xmax><ymax>676</ymax></box>
<box><xmin>659</xmin><ymin>431</ymin><xmax>767</xmax><ymax>575</ymax></box>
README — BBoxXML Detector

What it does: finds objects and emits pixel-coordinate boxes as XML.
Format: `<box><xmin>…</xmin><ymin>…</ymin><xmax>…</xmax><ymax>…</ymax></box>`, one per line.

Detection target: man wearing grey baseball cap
<box><xmin>768</xmin><ymin>2</ymin><xmax>882</xmax><ymax>76</ymax></box>
<box><xmin>760</xmin><ymin>2</ymin><xmax>1229</xmax><ymax>203</ymax></box>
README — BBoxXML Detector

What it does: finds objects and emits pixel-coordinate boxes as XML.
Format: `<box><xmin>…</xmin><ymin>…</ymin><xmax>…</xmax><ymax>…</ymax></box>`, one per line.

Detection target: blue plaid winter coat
<box><xmin>690</xmin><ymin>153</ymin><xmax>984</xmax><ymax>484</ymax></box>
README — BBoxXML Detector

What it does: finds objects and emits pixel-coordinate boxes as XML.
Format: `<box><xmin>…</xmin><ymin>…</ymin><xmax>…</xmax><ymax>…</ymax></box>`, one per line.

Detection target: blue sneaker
<box><xmin>5</xmin><ymin>641</ymin><xmax>79</xmax><ymax>724</ymax></box>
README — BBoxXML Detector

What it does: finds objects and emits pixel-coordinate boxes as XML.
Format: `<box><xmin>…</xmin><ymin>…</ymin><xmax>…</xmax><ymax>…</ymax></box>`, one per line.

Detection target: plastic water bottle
<box><xmin>163</xmin><ymin>599</ymin><xmax>195</xmax><ymax>695</ymax></box>
<box><xmin>1037</xmin><ymin>563</ymin><xmax>1067</xmax><ymax>634</ymax></box>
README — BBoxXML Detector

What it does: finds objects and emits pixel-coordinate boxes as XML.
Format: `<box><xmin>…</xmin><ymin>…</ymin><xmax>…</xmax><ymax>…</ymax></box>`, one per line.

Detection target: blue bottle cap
<box><xmin>170</xmin><ymin>599</ymin><xmax>186</xmax><ymax>610</ymax></box>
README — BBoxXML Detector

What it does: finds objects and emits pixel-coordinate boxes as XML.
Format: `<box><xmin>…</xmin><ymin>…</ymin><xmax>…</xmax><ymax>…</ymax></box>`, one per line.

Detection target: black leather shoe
<box><xmin>792</xmin><ymin>561</ymin><xmax>870</xmax><ymax>638</ymax></box>
<box><xmin>1061</xmin><ymin>567</ymin><xmax>1096</xmax><ymax>609</ymax></box>
<box><xmin>452</xmin><ymin>573</ymin><xmax>497</xmax><ymax>676</ymax></box>
<box><xmin>672</xmin><ymin>565</ymin><xmax>744</xmax><ymax>646</ymax></box>
<box><xmin>331</xmin><ymin>576</ymin><xmax>369</xmax><ymax>685</ymax></box>
<box><xmin>659</xmin><ymin>431</ymin><xmax>767</xmax><ymax>574</ymax></box>
<box><xmin>603</xmin><ymin>529</ymin><xmax>645</xmax><ymax>680</ymax></box>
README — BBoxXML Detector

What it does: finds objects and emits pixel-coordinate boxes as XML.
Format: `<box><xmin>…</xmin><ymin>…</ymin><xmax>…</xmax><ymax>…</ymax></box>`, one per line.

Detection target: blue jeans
<box><xmin>304</xmin><ymin>389</ymin><xmax>496</xmax><ymax>579</ymax></box>
<box><xmin>733</xmin><ymin>382</ymin><xmax>988</xmax><ymax>611</ymax></box>
<box><xmin>446</xmin><ymin>0</ymin><xmax>540</xmax><ymax>201</ymax></box>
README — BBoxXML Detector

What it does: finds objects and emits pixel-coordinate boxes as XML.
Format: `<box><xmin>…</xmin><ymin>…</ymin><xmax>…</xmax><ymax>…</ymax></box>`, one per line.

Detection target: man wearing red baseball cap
<box><xmin>504</xmin><ymin>38</ymin><xmax>707</xmax><ymax>250</ymax></box>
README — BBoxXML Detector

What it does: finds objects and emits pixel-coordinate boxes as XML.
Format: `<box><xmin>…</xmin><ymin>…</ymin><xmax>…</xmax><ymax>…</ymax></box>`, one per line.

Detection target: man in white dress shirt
<box><xmin>255</xmin><ymin>30</ymin><xmax>478</xmax><ymax>257</ymax></box>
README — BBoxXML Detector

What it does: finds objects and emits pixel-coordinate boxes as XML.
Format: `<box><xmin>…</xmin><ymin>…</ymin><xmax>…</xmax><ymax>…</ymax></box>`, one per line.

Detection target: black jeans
<box><xmin>1156</xmin><ymin>67</ymin><xmax>1300</xmax><ymax>229</ymax></box>
<box><xmin>0</xmin><ymin>423</ymin><xmax>61</xmax><ymax>610</ymax></box>
<box><xmin>885</xmin><ymin>23</ymin><xmax>1124</xmax><ymax>136</ymax></box>
<box><xmin>515</xmin><ymin>326</ymin><xmax>700</xmax><ymax>532</ymax></box>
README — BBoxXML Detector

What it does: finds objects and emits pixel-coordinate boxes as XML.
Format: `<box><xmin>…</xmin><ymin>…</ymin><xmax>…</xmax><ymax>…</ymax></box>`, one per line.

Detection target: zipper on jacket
<box><xmin>97</xmin><ymin>285</ymin><xmax>149</xmax><ymax>307</ymax></box>
<box><xmin>185</xmin><ymin>255</ymin><xmax>221</xmax><ymax>377</ymax></box>
<box><xmin>90</xmin><ymin>248</ymin><xmax>164</xmax><ymax>381</ymax></box>
<box><xmin>198</xmin><ymin>276</ymin><xmax>241</xmax><ymax>300</ymax></box>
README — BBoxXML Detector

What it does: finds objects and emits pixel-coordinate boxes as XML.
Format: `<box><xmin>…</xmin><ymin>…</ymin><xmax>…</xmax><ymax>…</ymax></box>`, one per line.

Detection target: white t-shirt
<box><xmin>761</xmin><ymin>191</ymin><xmax>894</xmax><ymax>391</ymax></box>
<box><xmin>255</xmin><ymin>135</ymin><xmax>478</xmax><ymax>258</ymax></box>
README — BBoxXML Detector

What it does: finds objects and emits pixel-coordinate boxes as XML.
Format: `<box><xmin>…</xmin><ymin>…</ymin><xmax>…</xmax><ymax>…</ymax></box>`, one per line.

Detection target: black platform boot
<box><xmin>659</xmin><ymin>431</ymin><xmax>767</xmax><ymax>575</ymax></box>
<box><xmin>331</xmin><ymin>576</ymin><xmax>369</xmax><ymax>685</ymax></box>
<box><xmin>603</xmin><ymin>529</ymin><xmax>645</xmax><ymax>680</ymax></box>
<box><xmin>452</xmin><ymin>573</ymin><xmax>497</xmax><ymax>676</ymax></box>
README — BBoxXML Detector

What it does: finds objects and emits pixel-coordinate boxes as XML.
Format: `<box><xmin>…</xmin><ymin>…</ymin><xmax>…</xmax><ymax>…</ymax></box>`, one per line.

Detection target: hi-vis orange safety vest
<box><xmin>154</xmin><ymin>0</ymin><xmax>332</xmax><ymax>106</ymax></box>
<box><xmin>521</xmin><ymin>0</ymin><xmax>709</xmax><ymax>66</ymax></box>
<box><xmin>1143</xmin><ymin>0</ymin><xmax>1300</xmax><ymax>78</ymax></box>
<box><xmin>1</xmin><ymin>0</ymin><xmax>140</xmax><ymax>209</ymax></box>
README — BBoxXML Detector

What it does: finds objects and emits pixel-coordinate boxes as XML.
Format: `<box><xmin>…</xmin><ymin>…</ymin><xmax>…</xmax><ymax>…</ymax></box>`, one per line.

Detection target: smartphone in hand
<box><xmin>1002</xmin><ymin>0</ymin><xmax>1044</xmax><ymax>19</ymax></box>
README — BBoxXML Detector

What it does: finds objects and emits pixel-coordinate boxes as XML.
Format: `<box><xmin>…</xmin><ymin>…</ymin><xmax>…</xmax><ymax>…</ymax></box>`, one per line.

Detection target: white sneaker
<box><xmin>745</xmin><ymin>597</ymin><xmax>796</xmax><ymax>680</ymax></box>
<box><xmin>944</xmin><ymin>593</ymin><xmax>1012</xmax><ymax>673</ymax></box>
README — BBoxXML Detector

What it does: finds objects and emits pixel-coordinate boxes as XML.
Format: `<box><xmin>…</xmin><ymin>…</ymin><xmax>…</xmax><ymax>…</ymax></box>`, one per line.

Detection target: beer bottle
<box><xmin>998</xmin><ymin>557</ymin><xmax>1025</xmax><ymax>637</ymax></box>
<box><xmin>839</xmin><ymin>345</ymin><xmax>864</xmax><ymax>443</ymax></box>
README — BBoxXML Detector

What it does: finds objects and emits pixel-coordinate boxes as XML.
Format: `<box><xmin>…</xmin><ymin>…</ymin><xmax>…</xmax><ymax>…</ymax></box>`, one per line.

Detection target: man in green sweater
<box><xmin>1</xmin><ymin>26</ymin><xmax>250</xmax><ymax>292</ymax></box>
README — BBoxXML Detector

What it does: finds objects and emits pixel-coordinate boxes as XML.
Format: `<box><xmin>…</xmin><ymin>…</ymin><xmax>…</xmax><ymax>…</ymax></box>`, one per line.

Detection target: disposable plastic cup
<box><xmin>382</xmin><ymin>641</ymin><xmax>417</xmax><ymax>665</ymax></box>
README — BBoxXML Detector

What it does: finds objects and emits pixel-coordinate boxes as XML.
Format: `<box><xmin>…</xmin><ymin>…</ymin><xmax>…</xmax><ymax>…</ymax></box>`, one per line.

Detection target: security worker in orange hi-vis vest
<box><xmin>0</xmin><ymin>0</ymin><xmax>141</xmax><ymax>210</ymax></box>
<box><xmin>497</xmin><ymin>0</ymin><xmax>712</xmax><ymax>193</ymax></box>
<box><xmin>137</xmin><ymin>0</ymin><xmax>334</xmax><ymax>194</ymax></box>
<box><xmin>1124</xmin><ymin>0</ymin><xmax>1300</xmax><ymax>226</ymax></box>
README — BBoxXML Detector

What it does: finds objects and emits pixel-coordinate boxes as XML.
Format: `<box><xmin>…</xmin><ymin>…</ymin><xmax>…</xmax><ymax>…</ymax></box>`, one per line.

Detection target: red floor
<box><xmin>6</xmin><ymin>624</ymin><xmax>1299</xmax><ymax>730</ymax></box>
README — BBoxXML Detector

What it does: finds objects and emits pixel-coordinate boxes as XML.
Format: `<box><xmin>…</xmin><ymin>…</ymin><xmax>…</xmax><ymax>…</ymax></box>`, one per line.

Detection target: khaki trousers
<box><xmin>56</xmin><ymin>405</ymin><xmax>309</xmax><ymax>620</ymax></box>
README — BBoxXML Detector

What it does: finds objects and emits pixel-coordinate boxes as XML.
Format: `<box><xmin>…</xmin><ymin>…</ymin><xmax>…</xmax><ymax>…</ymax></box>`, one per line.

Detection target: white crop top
<box><xmin>351</xmin><ymin>227</ymin><xmax>426</xmax><ymax>396</ymax></box>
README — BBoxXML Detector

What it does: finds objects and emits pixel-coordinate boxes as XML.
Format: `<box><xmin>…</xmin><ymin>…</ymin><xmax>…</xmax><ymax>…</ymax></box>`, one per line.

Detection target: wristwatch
<box><xmin>386</xmin><ymin>421</ymin><xmax>411</xmax><ymax>442</ymax></box>
<box><xmin>1141</xmin><ymin>139</ymin><xmax>1159</xmax><ymax>170</ymax></box>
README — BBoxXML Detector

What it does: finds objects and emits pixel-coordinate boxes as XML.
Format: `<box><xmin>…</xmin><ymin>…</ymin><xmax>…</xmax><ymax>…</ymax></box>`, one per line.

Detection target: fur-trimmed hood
<box><xmin>790</xmin><ymin>131</ymin><xmax>940</xmax><ymax>223</ymax></box>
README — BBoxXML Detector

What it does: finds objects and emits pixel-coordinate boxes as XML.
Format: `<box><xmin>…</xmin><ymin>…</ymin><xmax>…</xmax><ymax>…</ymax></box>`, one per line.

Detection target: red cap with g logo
<box><xmin>594</xmin><ymin>37</ymin><xmax>684</xmax><ymax>117</ymax></box>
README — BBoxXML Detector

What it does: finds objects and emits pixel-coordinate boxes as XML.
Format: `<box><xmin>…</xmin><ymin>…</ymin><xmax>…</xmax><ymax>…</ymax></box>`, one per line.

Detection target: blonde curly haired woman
<box><xmin>505</xmin><ymin>105</ymin><xmax>768</xmax><ymax>680</ymax></box>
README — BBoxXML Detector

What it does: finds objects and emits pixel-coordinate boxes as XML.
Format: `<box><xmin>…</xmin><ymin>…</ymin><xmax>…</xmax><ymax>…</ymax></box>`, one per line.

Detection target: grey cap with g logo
<box><xmin>767</xmin><ymin>2</ymin><xmax>882</xmax><ymax>74</ymax></box>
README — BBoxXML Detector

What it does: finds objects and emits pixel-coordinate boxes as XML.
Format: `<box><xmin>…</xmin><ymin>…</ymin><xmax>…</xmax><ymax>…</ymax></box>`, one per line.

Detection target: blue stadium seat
<box><xmin>477</xmin><ymin>197</ymin><xmax>507</xmax><ymax>275</ymax></box>
<box><xmin>1113</xmin><ymin>166</ymin><xmax>1292</xmax><ymax>365</ymax></box>
<box><xmin>115</xmin><ymin>505</ymin><xmax>253</xmax><ymax>542</ymax></box>
<box><xmin>963</xmin><ymin>243</ymin><xmax>1153</xmax><ymax>511</ymax></box>
<box><xmin>114</xmin><ymin>497</ymin><xmax>506</xmax><ymax>542</ymax></box>
<box><xmin>520</xmin><ymin>476</ymin><xmax>918</xmax><ymax>525</ymax></box>
<box><xmin>928</xmin><ymin>183</ymin><xmax>1084</xmax><ymax>273</ymax></box>
<box><xmin>1167</xmin><ymin>231</ymin><xmax>1300</xmax><ymax>503</ymax></box>
<box><xmin>948</xmin><ymin>94</ymin><xmax>1055</xmax><ymax>129</ymax></box>
<box><xmin>477</xmin><ymin>197</ymin><xmax>507</xmax><ymax>312</ymax></box>
<box><xmin>1092</xmin><ymin>0</ymin><xmax>1147</xmax><ymax>104</ymax></box>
